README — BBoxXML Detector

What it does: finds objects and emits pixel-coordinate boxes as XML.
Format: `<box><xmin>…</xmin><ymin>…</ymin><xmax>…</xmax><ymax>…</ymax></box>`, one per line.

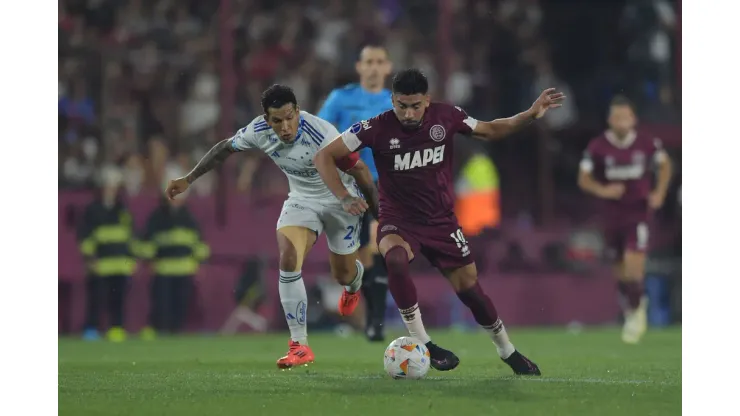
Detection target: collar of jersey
<box><xmin>605</xmin><ymin>129</ymin><xmax>637</xmax><ymax>149</ymax></box>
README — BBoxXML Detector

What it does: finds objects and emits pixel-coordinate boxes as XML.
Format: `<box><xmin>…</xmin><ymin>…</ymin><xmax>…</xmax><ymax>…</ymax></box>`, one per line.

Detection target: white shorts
<box><xmin>276</xmin><ymin>197</ymin><xmax>363</xmax><ymax>255</ymax></box>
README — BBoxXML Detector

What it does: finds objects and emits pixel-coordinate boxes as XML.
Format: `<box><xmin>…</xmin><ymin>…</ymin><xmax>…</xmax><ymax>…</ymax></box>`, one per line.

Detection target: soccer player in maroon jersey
<box><xmin>578</xmin><ymin>95</ymin><xmax>673</xmax><ymax>344</ymax></box>
<box><xmin>315</xmin><ymin>69</ymin><xmax>564</xmax><ymax>375</ymax></box>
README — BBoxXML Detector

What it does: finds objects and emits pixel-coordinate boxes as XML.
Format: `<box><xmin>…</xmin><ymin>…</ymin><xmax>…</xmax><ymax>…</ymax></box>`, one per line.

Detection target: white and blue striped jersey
<box><xmin>230</xmin><ymin>111</ymin><xmax>359</xmax><ymax>205</ymax></box>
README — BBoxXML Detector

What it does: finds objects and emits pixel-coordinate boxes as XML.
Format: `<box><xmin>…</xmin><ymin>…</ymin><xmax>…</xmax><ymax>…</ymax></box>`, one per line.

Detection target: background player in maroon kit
<box><xmin>315</xmin><ymin>69</ymin><xmax>564</xmax><ymax>375</ymax></box>
<box><xmin>578</xmin><ymin>95</ymin><xmax>673</xmax><ymax>344</ymax></box>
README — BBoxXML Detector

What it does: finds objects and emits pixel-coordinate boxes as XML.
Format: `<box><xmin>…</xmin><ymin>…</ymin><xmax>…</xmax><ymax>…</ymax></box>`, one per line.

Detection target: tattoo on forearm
<box><xmin>186</xmin><ymin>139</ymin><xmax>235</xmax><ymax>184</ymax></box>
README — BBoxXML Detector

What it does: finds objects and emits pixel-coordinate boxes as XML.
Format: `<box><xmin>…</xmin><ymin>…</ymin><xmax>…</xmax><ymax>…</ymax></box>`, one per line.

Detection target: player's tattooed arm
<box><xmin>185</xmin><ymin>138</ymin><xmax>236</xmax><ymax>184</ymax></box>
<box><xmin>472</xmin><ymin>88</ymin><xmax>565</xmax><ymax>140</ymax></box>
<box><xmin>347</xmin><ymin>161</ymin><xmax>380</xmax><ymax>219</ymax></box>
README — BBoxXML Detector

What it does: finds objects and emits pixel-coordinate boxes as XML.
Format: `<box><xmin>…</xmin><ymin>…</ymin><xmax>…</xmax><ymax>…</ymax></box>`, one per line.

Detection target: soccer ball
<box><xmin>383</xmin><ymin>336</ymin><xmax>431</xmax><ymax>379</ymax></box>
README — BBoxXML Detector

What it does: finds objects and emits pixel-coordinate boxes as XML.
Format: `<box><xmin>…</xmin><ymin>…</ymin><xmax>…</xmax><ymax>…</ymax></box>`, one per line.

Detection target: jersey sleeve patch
<box><xmin>341</xmin><ymin>120</ymin><xmax>373</xmax><ymax>151</ymax></box>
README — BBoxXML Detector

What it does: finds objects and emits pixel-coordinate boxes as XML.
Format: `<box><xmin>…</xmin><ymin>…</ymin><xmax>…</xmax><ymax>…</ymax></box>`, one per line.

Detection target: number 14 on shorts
<box><xmin>450</xmin><ymin>229</ymin><xmax>470</xmax><ymax>257</ymax></box>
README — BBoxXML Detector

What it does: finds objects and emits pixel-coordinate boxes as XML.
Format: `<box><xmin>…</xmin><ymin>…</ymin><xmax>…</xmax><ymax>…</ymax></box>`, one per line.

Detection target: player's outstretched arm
<box><xmin>472</xmin><ymin>88</ymin><xmax>565</xmax><ymax>141</ymax></box>
<box><xmin>165</xmin><ymin>139</ymin><xmax>236</xmax><ymax>200</ymax></box>
<box><xmin>186</xmin><ymin>139</ymin><xmax>236</xmax><ymax>184</ymax></box>
<box><xmin>346</xmin><ymin>160</ymin><xmax>380</xmax><ymax>220</ymax></box>
<box><xmin>315</xmin><ymin>137</ymin><xmax>369</xmax><ymax>215</ymax></box>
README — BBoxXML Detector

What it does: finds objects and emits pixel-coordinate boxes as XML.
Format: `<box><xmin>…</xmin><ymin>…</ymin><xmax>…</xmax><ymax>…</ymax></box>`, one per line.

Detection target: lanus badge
<box><xmin>430</xmin><ymin>125</ymin><xmax>446</xmax><ymax>142</ymax></box>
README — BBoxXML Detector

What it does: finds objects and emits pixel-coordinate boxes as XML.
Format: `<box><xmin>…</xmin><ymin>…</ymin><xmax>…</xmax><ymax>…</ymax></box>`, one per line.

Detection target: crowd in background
<box><xmin>59</xmin><ymin>0</ymin><xmax>680</xmax><ymax>224</ymax></box>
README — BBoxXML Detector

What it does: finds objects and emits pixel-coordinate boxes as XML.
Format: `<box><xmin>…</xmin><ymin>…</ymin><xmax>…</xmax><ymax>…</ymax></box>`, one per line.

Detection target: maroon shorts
<box><xmin>603</xmin><ymin>220</ymin><xmax>651</xmax><ymax>260</ymax></box>
<box><xmin>376</xmin><ymin>219</ymin><xmax>474</xmax><ymax>270</ymax></box>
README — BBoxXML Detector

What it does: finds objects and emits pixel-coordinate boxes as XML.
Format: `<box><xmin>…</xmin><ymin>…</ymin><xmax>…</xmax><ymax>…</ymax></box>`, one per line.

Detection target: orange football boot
<box><xmin>338</xmin><ymin>289</ymin><xmax>361</xmax><ymax>316</ymax></box>
<box><xmin>276</xmin><ymin>340</ymin><xmax>315</xmax><ymax>369</ymax></box>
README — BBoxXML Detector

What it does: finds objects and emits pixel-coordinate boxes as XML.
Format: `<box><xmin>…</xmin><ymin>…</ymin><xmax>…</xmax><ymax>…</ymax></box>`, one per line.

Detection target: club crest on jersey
<box><xmin>389</xmin><ymin>138</ymin><xmax>400</xmax><ymax>150</ymax></box>
<box><xmin>430</xmin><ymin>124</ymin><xmax>446</xmax><ymax>142</ymax></box>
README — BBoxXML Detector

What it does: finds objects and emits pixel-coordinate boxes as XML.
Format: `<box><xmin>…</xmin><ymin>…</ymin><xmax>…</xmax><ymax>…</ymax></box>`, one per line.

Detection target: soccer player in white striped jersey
<box><xmin>165</xmin><ymin>84</ymin><xmax>379</xmax><ymax>369</ymax></box>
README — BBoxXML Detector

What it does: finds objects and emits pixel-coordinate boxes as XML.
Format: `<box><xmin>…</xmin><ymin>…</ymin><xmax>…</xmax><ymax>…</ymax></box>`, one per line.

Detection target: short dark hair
<box><xmin>261</xmin><ymin>84</ymin><xmax>297</xmax><ymax>114</ymax></box>
<box><xmin>392</xmin><ymin>69</ymin><xmax>428</xmax><ymax>95</ymax></box>
<box><xmin>609</xmin><ymin>94</ymin><xmax>635</xmax><ymax>111</ymax></box>
<box><xmin>357</xmin><ymin>43</ymin><xmax>388</xmax><ymax>59</ymax></box>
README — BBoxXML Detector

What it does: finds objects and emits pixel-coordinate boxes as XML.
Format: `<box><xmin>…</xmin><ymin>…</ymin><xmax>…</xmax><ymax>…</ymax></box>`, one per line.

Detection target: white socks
<box><xmin>398</xmin><ymin>303</ymin><xmax>432</xmax><ymax>344</ymax></box>
<box><xmin>279</xmin><ymin>270</ymin><xmax>308</xmax><ymax>345</ymax></box>
<box><xmin>344</xmin><ymin>260</ymin><xmax>364</xmax><ymax>293</ymax></box>
<box><xmin>483</xmin><ymin>318</ymin><xmax>516</xmax><ymax>359</ymax></box>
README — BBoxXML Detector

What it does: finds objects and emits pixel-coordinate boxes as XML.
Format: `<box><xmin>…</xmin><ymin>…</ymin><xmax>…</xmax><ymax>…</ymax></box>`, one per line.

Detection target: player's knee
<box><xmin>384</xmin><ymin>246</ymin><xmax>409</xmax><ymax>274</ymax></box>
<box><xmin>623</xmin><ymin>251</ymin><xmax>646</xmax><ymax>280</ymax></box>
<box><xmin>451</xmin><ymin>273</ymin><xmax>477</xmax><ymax>293</ymax></box>
<box><xmin>278</xmin><ymin>244</ymin><xmax>299</xmax><ymax>272</ymax></box>
<box><xmin>624</xmin><ymin>263</ymin><xmax>645</xmax><ymax>280</ymax></box>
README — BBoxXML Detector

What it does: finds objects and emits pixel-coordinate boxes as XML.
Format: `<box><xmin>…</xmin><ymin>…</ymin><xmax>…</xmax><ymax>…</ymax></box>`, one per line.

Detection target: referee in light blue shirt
<box><xmin>318</xmin><ymin>44</ymin><xmax>393</xmax><ymax>342</ymax></box>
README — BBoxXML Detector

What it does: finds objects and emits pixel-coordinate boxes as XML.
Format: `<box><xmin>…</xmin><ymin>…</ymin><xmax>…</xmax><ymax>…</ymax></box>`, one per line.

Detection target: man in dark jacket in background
<box><xmin>78</xmin><ymin>166</ymin><xmax>136</xmax><ymax>342</ymax></box>
<box><xmin>139</xmin><ymin>185</ymin><xmax>209</xmax><ymax>339</ymax></box>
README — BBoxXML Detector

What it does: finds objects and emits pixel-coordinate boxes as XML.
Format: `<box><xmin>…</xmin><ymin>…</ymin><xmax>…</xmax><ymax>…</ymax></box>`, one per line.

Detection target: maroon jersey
<box><xmin>580</xmin><ymin>129</ymin><xmax>667</xmax><ymax>225</ymax></box>
<box><xmin>340</xmin><ymin>103</ymin><xmax>478</xmax><ymax>225</ymax></box>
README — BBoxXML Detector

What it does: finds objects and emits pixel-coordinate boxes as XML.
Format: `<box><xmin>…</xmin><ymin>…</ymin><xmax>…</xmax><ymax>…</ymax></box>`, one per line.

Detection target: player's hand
<box><xmin>599</xmin><ymin>183</ymin><xmax>626</xmax><ymax>200</ymax></box>
<box><xmin>341</xmin><ymin>195</ymin><xmax>369</xmax><ymax>216</ymax></box>
<box><xmin>649</xmin><ymin>190</ymin><xmax>666</xmax><ymax>209</ymax></box>
<box><xmin>165</xmin><ymin>177</ymin><xmax>190</xmax><ymax>200</ymax></box>
<box><xmin>530</xmin><ymin>88</ymin><xmax>566</xmax><ymax>119</ymax></box>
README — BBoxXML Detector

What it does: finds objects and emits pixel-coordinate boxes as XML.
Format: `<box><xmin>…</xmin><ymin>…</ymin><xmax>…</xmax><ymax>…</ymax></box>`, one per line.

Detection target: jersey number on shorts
<box><xmin>449</xmin><ymin>228</ymin><xmax>471</xmax><ymax>257</ymax></box>
<box><xmin>344</xmin><ymin>225</ymin><xmax>358</xmax><ymax>241</ymax></box>
<box><xmin>636</xmin><ymin>222</ymin><xmax>649</xmax><ymax>250</ymax></box>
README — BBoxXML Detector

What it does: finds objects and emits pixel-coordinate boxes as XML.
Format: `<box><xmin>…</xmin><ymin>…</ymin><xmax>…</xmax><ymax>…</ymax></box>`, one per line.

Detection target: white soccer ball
<box><xmin>383</xmin><ymin>336</ymin><xmax>431</xmax><ymax>380</ymax></box>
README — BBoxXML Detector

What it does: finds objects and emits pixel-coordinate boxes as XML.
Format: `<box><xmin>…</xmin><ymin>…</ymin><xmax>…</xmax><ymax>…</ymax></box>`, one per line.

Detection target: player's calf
<box><xmin>449</xmin><ymin>268</ymin><xmax>541</xmax><ymax>375</ymax></box>
<box><xmin>384</xmin><ymin>244</ymin><xmax>459</xmax><ymax>370</ymax></box>
<box><xmin>618</xmin><ymin>250</ymin><xmax>649</xmax><ymax>343</ymax></box>
<box><xmin>277</xmin><ymin>228</ymin><xmax>313</xmax><ymax>346</ymax></box>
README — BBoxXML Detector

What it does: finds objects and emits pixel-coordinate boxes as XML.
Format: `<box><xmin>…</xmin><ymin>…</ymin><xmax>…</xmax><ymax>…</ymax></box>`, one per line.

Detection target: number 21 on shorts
<box><xmin>449</xmin><ymin>228</ymin><xmax>471</xmax><ymax>257</ymax></box>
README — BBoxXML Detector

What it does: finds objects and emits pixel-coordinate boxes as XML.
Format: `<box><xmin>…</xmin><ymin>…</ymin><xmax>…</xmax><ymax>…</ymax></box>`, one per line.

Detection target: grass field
<box><xmin>59</xmin><ymin>327</ymin><xmax>681</xmax><ymax>416</ymax></box>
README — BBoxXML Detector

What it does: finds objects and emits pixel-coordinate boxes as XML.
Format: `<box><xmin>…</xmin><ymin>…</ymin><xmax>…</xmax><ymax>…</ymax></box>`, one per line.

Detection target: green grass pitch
<box><xmin>59</xmin><ymin>327</ymin><xmax>681</xmax><ymax>416</ymax></box>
